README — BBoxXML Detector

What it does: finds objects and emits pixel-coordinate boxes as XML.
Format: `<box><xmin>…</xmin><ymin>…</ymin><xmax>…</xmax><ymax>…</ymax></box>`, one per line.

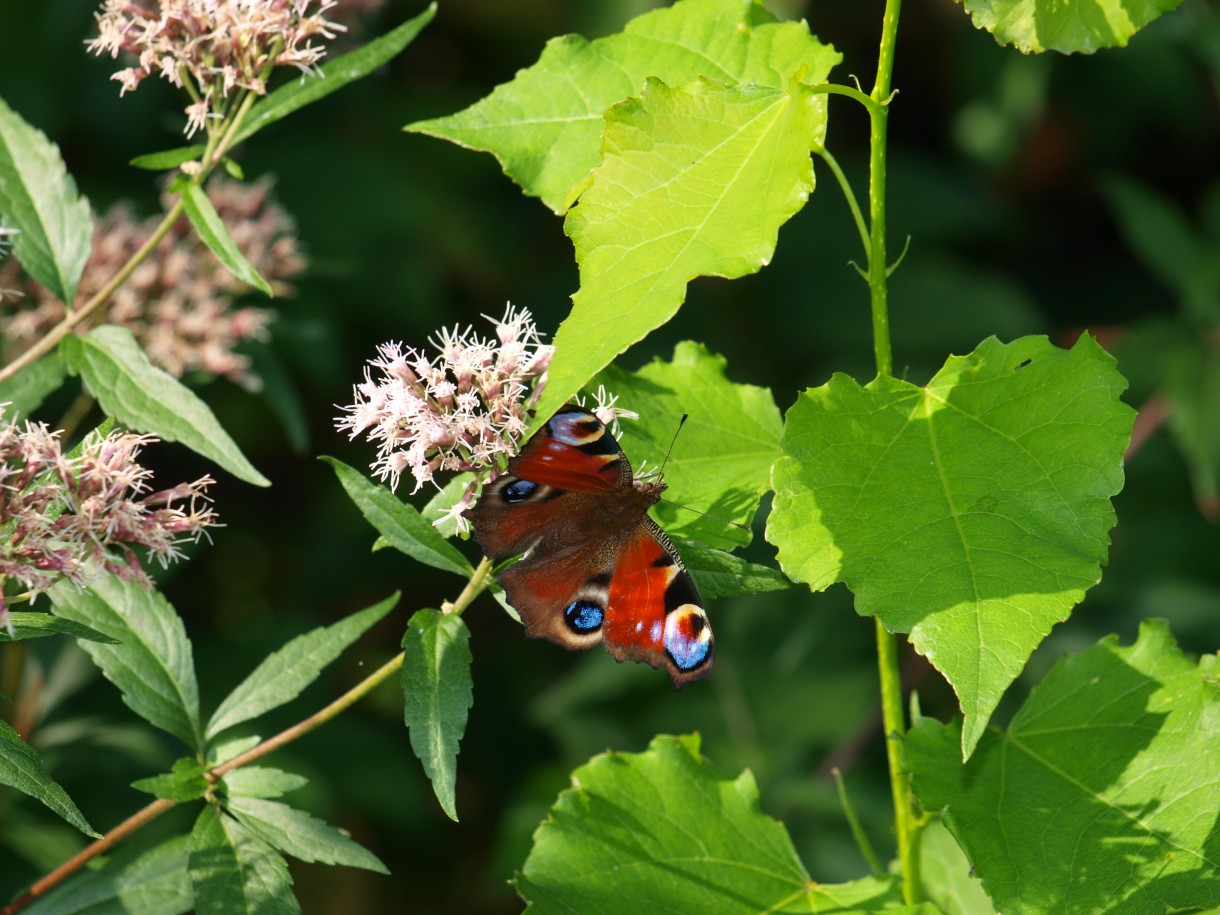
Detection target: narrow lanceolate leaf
<box><xmin>407</xmin><ymin>0</ymin><xmax>839</xmax><ymax>213</ymax></box>
<box><xmin>24</xmin><ymin>835</ymin><xmax>193</xmax><ymax>915</ymax></box>
<box><xmin>0</xmin><ymin>612</ymin><xmax>117</xmax><ymax>644</ymax></box>
<box><xmin>179</xmin><ymin>182</ymin><xmax>272</xmax><ymax>295</ymax></box>
<box><xmin>0</xmin><ymin>97</ymin><xmax>92</xmax><ymax>303</ymax></box>
<box><xmin>0</xmin><ymin>352</ymin><xmax>66</xmax><ymax>421</ymax></box>
<box><xmin>0</xmin><ymin>718</ymin><xmax>96</xmax><ymax>837</ymax></box>
<box><xmin>60</xmin><ymin>325</ymin><xmax>270</xmax><ymax>486</ymax></box>
<box><xmin>517</xmin><ymin>734</ymin><xmax>916</xmax><ymax>913</ymax></box>
<box><xmin>228</xmin><ymin>797</ymin><xmax>388</xmax><ymax>873</ymax></box>
<box><xmin>50</xmin><ymin>576</ymin><xmax>203</xmax><ymax>750</ymax></box>
<box><xmin>533</xmin><ymin>78</ymin><xmax>821</xmax><ymax>425</ymax></box>
<box><xmin>768</xmin><ymin>335</ymin><xmax>1135</xmax><ymax>757</ymax></box>
<box><xmin>600</xmin><ymin>341</ymin><xmax>783</xmax><ymax>549</ymax></box>
<box><xmin>236</xmin><ymin>4</ymin><xmax>436</xmax><ymax>146</ymax></box>
<box><xmin>221</xmin><ymin>767</ymin><xmax>308</xmax><ymax>800</ymax></box>
<box><xmin>679</xmin><ymin>541</ymin><xmax>792</xmax><ymax>600</ymax></box>
<box><xmin>906</xmin><ymin>620</ymin><xmax>1220</xmax><ymax>915</ymax></box>
<box><xmin>402</xmin><ymin>609</ymin><xmax>472</xmax><ymax>823</ymax></box>
<box><xmin>322</xmin><ymin>456</ymin><xmax>472</xmax><ymax>577</ymax></box>
<box><xmin>207</xmin><ymin>593</ymin><xmax>399</xmax><ymax>738</ymax></box>
<box><xmin>189</xmin><ymin>806</ymin><xmax>300</xmax><ymax>915</ymax></box>
<box><xmin>129</xmin><ymin>144</ymin><xmax>206</xmax><ymax>171</ymax></box>
<box><xmin>956</xmin><ymin>0</ymin><xmax>1185</xmax><ymax>54</ymax></box>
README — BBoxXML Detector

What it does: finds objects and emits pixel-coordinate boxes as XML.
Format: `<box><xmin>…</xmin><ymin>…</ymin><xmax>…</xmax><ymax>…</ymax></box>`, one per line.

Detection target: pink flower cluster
<box><xmin>0</xmin><ymin>417</ymin><xmax>219</xmax><ymax>622</ymax></box>
<box><xmin>87</xmin><ymin>0</ymin><xmax>344</xmax><ymax>136</ymax></box>
<box><xmin>336</xmin><ymin>305</ymin><xmax>554</xmax><ymax>497</ymax></box>
<box><xmin>0</xmin><ymin>177</ymin><xmax>303</xmax><ymax>387</ymax></box>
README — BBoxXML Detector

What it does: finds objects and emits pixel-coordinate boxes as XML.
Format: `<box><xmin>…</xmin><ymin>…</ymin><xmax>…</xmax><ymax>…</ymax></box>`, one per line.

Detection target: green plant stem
<box><xmin>442</xmin><ymin>556</ymin><xmax>494</xmax><ymax>616</ymax></box>
<box><xmin>867</xmin><ymin>0</ymin><xmax>923</xmax><ymax>904</ymax></box>
<box><xmin>814</xmin><ymin>144</ymin><xmax>870</xmax><ymax>258</ymax></box>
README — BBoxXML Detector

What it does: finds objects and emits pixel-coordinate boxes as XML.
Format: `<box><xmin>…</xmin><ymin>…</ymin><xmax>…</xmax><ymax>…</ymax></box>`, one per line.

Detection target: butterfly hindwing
<box><xmin>468</xmin><ymin>404</ymin><xmax>714</xmax><ymax>687</ymax></box>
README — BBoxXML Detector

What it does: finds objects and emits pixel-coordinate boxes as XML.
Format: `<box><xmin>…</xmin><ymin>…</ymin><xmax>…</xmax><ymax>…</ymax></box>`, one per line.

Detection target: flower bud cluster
<box><xmin>0</xmin><ymin>417</ymin><xmax>218</xmax><ymax>623</ymax></box>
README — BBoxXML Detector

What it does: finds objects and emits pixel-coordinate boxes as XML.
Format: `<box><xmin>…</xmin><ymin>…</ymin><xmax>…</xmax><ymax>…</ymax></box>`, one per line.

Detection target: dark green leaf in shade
<box><xmin>678</xmin><ymin>540</ymin><xmax>792</xmax><ymax>600</ymax></box>
<box><xmin>59</xmin><ymin>325</ymin><xmax>270</xmax><ymax>486</ymax></box>
<box><xmin>0</xmin><ymin>717</ymin><xmax>97</xmax><ymax>837</ymax></box>
<box><xmin>906</xmin><ymin>620</ymin><xmax>1220</xmax><ymax>915</ymax></box>
<box><xmin>516</xmin><ymin>734</ymin><xmax>929</xmax><ymax>913</ymax></box>
<box><xmin>402</xmin><ymin>609</ymin><xmax>473</xmax><ymax>822</ymax></box>
<box><xmin>221</xmin><ymin>767</ymin><xmax>308</xmax><ymax>800</ymax></box>
<box><xmin>206</xmin><ymin>593</ymin><xmax>399</xmax><ymax>738</ymax></box>
<box><xmin>129</xmin><ymin>145</ymin><xmax>206</xmax><ymax>170</ymax></box>
<box><xmin>0</xmin><ymin>352</ymin><xmax>66</xmax><ymax>421</ymax></box>
<box><xmin>918</xmin><ymin>818</ymin><xmax>996</xmax><ymax>915</ymax></box>
<box><xmin>956</xmin><ymin>0</ymin><xmax>1185</xmax><ymax>54</ymax></box>
<box><xmin>533</xmin><ymin>77</ymin><xmax>822</xmax><ymax>425</ymax></box>
<box><xmin>49</xmin><ymin>576</ymin><xmax>203</xmax><ymax>750</ymax></box>
<box><xmin>600</xmin><ymin>341</ymin><xmax>783</xmax><ymax>549</ymax></box>
<box><xmin>235</xmin><ymin>4</ymin><xmax>436</xmax><ymax>146</ymax></box>
<box><xmin>768</xmin><ymin>335</ymin><xmax>1135</xmax><ymax>757</ymax></box>
<box><xmin>0</xmin><ymin>96</ymin><xmax>92</xmax><ymax>304</ymax></box>
<box><xmin>321</xmin><ymin>456</ymin><xmax>473</xmax><ymax>576</ymax></box>
<box><xmin>407</xmin><ymin>0</ymin><xmax>839</xmax><ymax>213</ymax></box>
<box><xmin>189</xmin><ymin>805</ymin><xmax>300</xmax><ymax>915</ymax></box>
<box><xmin>0</xmin><ymin>612</ymin><xmax>117</xmax><ymax>644</ymax></box>
<box><xmin>227</xmin><ymin>797</ymin><xmax>388</xmax><ymax>874</ymax></box>
<box><xmin>131</xmin><ymin>757</ymin><xmax>208</xmax><ymax>802</ymax></box>
<box><xmin>178</xmin><ymin>181</ymin><xmax>273</xmax><ymax>295</ymax></box>
<box><xmin>24</xmin><ymin>835</ymin><xmax>193</xmax><ymax>915</ymax></box>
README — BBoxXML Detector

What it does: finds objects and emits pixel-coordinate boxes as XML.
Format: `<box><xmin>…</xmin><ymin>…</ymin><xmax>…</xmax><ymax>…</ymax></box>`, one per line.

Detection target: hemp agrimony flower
<box><xmin>0</xmin><ymin>416</ymin><xmax>219</xmax><ymax>624</ymax></box>
<box><xmin>336</xmin><ymin>305</ymin><xmax>554</xmax><ymax>501</ymax></box>
<box><xmin>87</xmin><ymin>0</ymin><xmax>344</xmax><ymax>137</ymax></box>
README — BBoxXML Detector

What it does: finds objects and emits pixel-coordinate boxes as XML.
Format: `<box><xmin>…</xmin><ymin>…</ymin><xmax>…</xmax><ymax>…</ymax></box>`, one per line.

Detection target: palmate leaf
<box><xmin>533</xmin><ymin>76</ymin><xmax>822</xmax><ymax>426</ymax></box>
<box><xmin>59</xmin><ymin>325</ymin><xmax>270</xmax><ymax>486</ymax></box>
<box><xmin>600</xmin><ymin>341</ymin><xmax>783</xmax><ymax>550</ymax></box>
<box><xmin>768</xmin><ymin>336</ymin><xmax>1135</xmax><ymax>756</ymax></box>
<box><xmin>207</xmin><ymin>593</ymin><xmax>399</xmax><ymax>738</ymax></box>
<box><xmin>955</xmin><ymin>0</ymin><xmax>1185</xmax><ymax>54</ymax></box>
<box><xmin>906</xmin><ymin>620</ymin><xmax>1220</xmax><ymax>914</ymax></box>
<box><xmin>0</xmin><ymin>718</ymin><xmax>96</xmax><ymax>837</ymax></box>
<box><xmin>189</xmin><ymin>805</ymin><xmax>299</xmax><ymax>915</ymax></box>
<box><xmin>517</xmin><ymin>734</ymin><xmax>928</xmax><ymax>913</ymax></box>
<box><xmin>679</xmin><ymin>540</ymin><xmax>793</xmax><ymax>600</ymax></box>
<box><xmin>50</xmin><ymin>576</ymin><xmax>203</xmax><ymax>751</ymax></box>
<box><xmin>402</xmin><ymin>609</ymin><xmax>473</xmax><ymax>823</ymax></box>
<box><xmin>407</xmin><ymin>0</ymin><xmax>839</xmax><ymax>214</ymax></box>
<box><xmin>0</xmin><ymin>96</ymin><xmax>92</xmax><ymax>304</ymax></box>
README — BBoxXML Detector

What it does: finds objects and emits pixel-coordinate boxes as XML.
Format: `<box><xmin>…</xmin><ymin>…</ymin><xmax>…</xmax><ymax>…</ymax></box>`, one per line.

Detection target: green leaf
<box><xmin>956</xmin><ymin>0</ymin><xmax>1186</xmax><ymax>54</ymax></box>
<box><xmin>679</xmin><ymin>541</ymin><xmax>792</xmax><ymax>600</ymax></box>
<box><xmin>601</xmin><ymin>341</ymin><xmax>783</xmax><ymax>549</ymax></box>
<box><xmin>132</xmin><ymin>757</ymin><xmax>208</xmax><ymax>802</ymax></box>
<box><xmin>227</xmin><ymin>797</ymin><xmax>388</xmax><ymax>874</ymax></box>
<box><xmin>321</xmin><ymin>456</ymin><xmax>473</xmax><ymax>577</ymax></box>
<box><xmin>533</xmin><ymin>77</ymin><xmax>821</xmax><ymax>424</ymax></box>
<box><xmin>0</xmin><ymin>612</ymin><xmax>117</xmax><ymax>644</ymax></box>
<box><xmin>60</xmin><ymin>325</ymin><xmax>270</xmax><ymax>486</ymax></box>
<box><xmin>421</xmin><ymin>472</ymin><xmax>476</xmax><ymax>539</ymax></box>
<box><xmin>179</xmin><ymin>182</ymin><xmax>273</xmax><ymax>296</ymax></box>
<box><xmin>906</xmin><ymin>620</ymin><xmax>1220</xmax><ymax>914</ymax></box>
<box><xmin>408</xmin><ymin>0</ymin><xmax>839</xmax><ymax>213</ymax></box>
<box><xmin>129</xmin><ymin>145</ymin><xmax>206</xmax><ymax>170</ymax></box>
<box><xmin>24</xmin><ymin>835</ymin><xmax>193</xmax><ymax>915</ymax></box>
<box><xmin>221</xmin><ymin>767</ymin><xmax>308</xmax><ymax>800</ymax></box>
<box><xmin>0</xmin><ymin>717</ymin><xmax>96</xmax><ymax>837</ymax></box>
<box><xmin>768</xmin><ymin>335</ymin><xmax>1135</xmax><ymax>756</ymax></box>
<box><xmin>235</xmin><ymin>4</ymin><xmax>436</xmax><ymax>146</ymax></box>
<box><xmin>517</xmin><ymin>734</ymin><xmax>917</xmax><ymax>913</ymax></box>
<box><xmin>207</xmin><ymin>593</ymin><xmax>398</xmax><ymax>738</ymax></box>
<box><xmin>919</xmin><ymin>818</ymin><xmax>996</xmax><ymax>915</ymax></box>
<box><xmin>0</xmin><ymin>96</ymin><xmax>92</xmax><ymax>304</ymax></box>
<box><xmin>49</xmin><ymin>575</ymin><xmax>203</xmax><ymax>750</ymax></box>
<box><xmin>189</xmin><ymin>805</ymin><xmax>300</xmax><ymax>915</ymax></box>
<box><xmin>402</xmin><ymin>609</ymin><xmax>473</xmax><ymax>823</ymax></box>
<box><xmin>0</xmin><ymin>352</ymin><xmax>66</xmax><ymax>420</ymax></box>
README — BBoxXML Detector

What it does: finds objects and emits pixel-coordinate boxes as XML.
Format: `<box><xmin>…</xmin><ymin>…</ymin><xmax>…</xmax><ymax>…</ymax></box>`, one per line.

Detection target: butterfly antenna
<box><xmin>656</xmin><ymin>412</ymin><xmax>689</xmax><ymax>476</ymax></box>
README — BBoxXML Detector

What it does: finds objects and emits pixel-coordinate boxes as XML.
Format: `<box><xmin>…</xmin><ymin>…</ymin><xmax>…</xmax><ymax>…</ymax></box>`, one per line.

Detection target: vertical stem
<box><xmin>868</xmin><ymin>0</ymin><xmax>922</xmax><ymax>904</ymax></box>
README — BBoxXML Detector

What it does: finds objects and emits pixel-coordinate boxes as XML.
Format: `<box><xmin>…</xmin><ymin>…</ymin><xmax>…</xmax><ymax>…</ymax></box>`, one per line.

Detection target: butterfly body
<box><xmin>468</xmin><ymin>405</ymin><xmax>713</xmax><ymax>686</ymax></box>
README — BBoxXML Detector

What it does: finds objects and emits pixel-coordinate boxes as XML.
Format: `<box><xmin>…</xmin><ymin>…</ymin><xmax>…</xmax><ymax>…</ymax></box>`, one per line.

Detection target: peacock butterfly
<box><xmin>468</xmin><ymin>404</ymin><xmax>713</xmax><ymax>686</ymax></box>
